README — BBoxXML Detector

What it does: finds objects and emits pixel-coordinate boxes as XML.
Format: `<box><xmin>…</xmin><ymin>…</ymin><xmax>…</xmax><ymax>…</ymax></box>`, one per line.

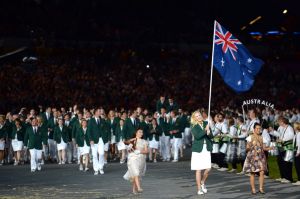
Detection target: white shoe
<box><xmin>99</xmin><ymin>169</ymin><xmax>104</xmax><ymax>175</ymax></box>
<box><xmin>31</xmin><ymin>169</ymin><xmax>36</xmax><ymax>172</ymax></box>
<box><xmin>62</xmin><ymin>161</ymin><xmax>65</xmax><ymax>165</ymax></box>
<box><xmin>275</xmin><ymin>178</ymin><xmax>283</xmax><ymax>181</ymax></box>
<box><xmin>153</xmin><ymin>159</ymin><xmax>157</xmax><ymax>163</ymax></box>
<box><xmin>172</xmin><ymin>160</ymin><xmax>178</xmax><ymax>163</ymax></box>
<box><xmin>41</xmin><ymin>159</ymin><xmax>44</xmax><ymax>165</ymax></box>
<box><xmin>94</xmin><ymin>171</ymin><xmax>99</xmax><ymax>175</ymax></box>
<box><xmin>120</xmin><ymin>160</ymin><xmax>125</xmax><ymax>164</ymax></box>
<box><xmin>84</xmin><ymin>167</ymin><xmax>89</xmax><ymax>172</ymax></box>
<box><xmin>14</xmin><ymin>161</ymin><xmax>18</xmax><ymax>166</ymax></box>
<box><xmin>228</xmin><ymin>169</ymin><xmax>236</xmax><ymax>173</ymax></box>
<box><xmin>281</xmin><ymin>179</ymin><xmax>291</xmax><ymax>183</ymax></box>
<box><xmin>201</xmin><ymin>184</ymin><xmax>207</xmax><ymax>193</ymax></box>
<box><xmin>292</xmin><ymin>181</ymin><xmax>300</xmax><ymax>186</ymax></box>
<box><xmin>79</xmin><ymin>164</ymin><xmax>83</xmax><ymax>171</ymax></box>
<box><xmin>237</xmin><ymin>171</ymin><xmax>245</xmax><ymax>175</ymax></box>
<box><xmin>58</xmin><ymin>162</ymin><xmax>62</xmax><ymax>165</ymax></box>
<box><xmin>245</xmin><ymin>173</ymin><xmax>251</xmax><ymax>177</ymax></box>
<box><xmin>104</xmin><ymin>161</ymin><xmax>108</xmax><ymax>165</ymax></box>
<box><xmin>218</xmin><ymin>168</ymin><xmax>228</xmax><ymax>171</ymax></box>
<box><xmin>37</xmin><ymin>164</ymin><xmax>41</xmax><ymax>171</ymax></box>
<box><xmin>197</xmin><ymin>190</ymin><xmax>204</xmax><ymax>195</ymax></box>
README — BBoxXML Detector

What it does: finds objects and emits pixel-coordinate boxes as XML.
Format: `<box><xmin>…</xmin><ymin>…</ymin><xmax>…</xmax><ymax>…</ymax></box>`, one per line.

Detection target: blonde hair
<box><xmin>190</xmin><ymin>110</ymin><xmax>202</xmax><ymax>127</ymax></box>
<box><xmin>294</xmin><ymin>122</ymin><xmax>300</xmax><ymax>132</ymax></box>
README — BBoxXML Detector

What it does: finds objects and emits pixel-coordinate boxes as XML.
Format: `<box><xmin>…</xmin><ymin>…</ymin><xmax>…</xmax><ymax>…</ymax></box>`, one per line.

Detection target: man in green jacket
<box><xmin>87</xmin><ymin>108</ymin><xmax>106</xmax><ymax>175</ymax></box>
<box><xmin>168</xmin><ymin>110</ymin><xmax>182</xmax><ymax>162</ymax></box>
<box><xmin>24</xmin><ymin>118</ymin><xmax>47</xmax><ymax>172</ymax></box>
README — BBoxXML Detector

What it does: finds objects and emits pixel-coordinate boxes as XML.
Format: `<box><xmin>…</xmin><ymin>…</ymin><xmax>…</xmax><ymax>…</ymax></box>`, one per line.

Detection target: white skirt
<box><xmin>191</xmin><ymin>144</ymin><xmax>211</xmax><ymax>170</ymax></box>
<box><xmin>57</xmin><ymin>139</ymin><xmax>67</xmax><ymax>151</ymax></box>
<box><xmin>79</xmin><ymin>141</ymin><xmax>90</xmax><ymax>155</ymax></box>
<box><xmin>0</xmin><ymin>140</ymin><xmax>5</xmax><ymax>150</ymax></box>
<box><xmin>111</xmin><ymin>135</ymin><xmax>116</xmax><ymax>144</ymax></box>
<box><xmin>12</xmin><ymin>139</ymin><xmax>23</xmax><ymax>151</ymax></box>
<box><xmin>149</xmin><ymin>138</ymin><xmax>159</xmax><ymax>149</ymax></box>
<box><xmin>117</xmin><ymin>140</ymin><xmax>126</xmax><ymax>151</ymax></box>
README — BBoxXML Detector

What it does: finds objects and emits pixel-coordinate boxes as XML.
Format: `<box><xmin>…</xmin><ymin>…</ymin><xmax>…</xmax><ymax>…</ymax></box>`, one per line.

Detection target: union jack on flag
<box><xmin>212</xmin><ymin>21</ymin><xmax>264</xmax><ymax>92</ymax></box>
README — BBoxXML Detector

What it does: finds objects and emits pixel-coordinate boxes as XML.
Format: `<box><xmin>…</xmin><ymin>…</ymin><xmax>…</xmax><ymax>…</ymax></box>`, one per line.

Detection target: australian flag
<box><xmin>213</xmin><ymin>21</ymin><xmax>264</xmax><ymax>92</ymax></box>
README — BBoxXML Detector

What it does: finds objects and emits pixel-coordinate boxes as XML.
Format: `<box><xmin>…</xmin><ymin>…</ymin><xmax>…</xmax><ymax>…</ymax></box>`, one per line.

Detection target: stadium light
<box><xmin>283</xmin><ymin>9</ymin><xmax>288</xmax><ymax>14</ymax></box>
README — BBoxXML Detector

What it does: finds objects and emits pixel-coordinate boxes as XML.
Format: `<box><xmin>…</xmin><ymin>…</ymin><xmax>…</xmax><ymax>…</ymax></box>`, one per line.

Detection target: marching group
<box><xmin>0</xmin><ymin>96</ymin><xmax>300</xmax><ymax>194</ymax></box>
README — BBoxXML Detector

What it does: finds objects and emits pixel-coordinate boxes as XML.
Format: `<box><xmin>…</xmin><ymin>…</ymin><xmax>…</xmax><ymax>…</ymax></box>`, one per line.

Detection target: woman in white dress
<box><xmin>11</xmin><ymin>119</ymin><xmax>25</xmax><ymax>165</ymax></box>
<box><xmin>76</xmin><ymin>119</ymin><xmax>90</xmax><ymax>171</ymax></box>
<box><xmin>54</xmin><ymin>118</ymin><xmax>69</xmax><ymax>164</ymax></box>
<box><xmin>190</xmin><ymin>111</ymin><xmax>213</xmax><ymax>195</ymax></box>
<box><xmin>148</xmin><ymin>119</ymin><xmax>162</xmax><ymax>163</ymax></box>
<box><xmin>123</xmin><ymin>129</ymin><xmax>148</xmax><ymax>194</ymax></box>
<box><xmin>115</xmin><ymin>119</ymin><xmax>126</xmax><ymax>164</ymax></box>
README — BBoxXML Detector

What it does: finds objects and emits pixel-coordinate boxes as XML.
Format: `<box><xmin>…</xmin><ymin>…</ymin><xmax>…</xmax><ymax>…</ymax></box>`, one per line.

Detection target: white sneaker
<box><xmin>14</xmin><ymin>161</ymin><xmax>18</xmax><ymax>166</ymax></box>
<box><xmin>41</xmin><ymin>159</ymin><xmax>44</xmax><ymax>165</ymax></box>
<box><xmin>281</xmin><ymin>179</ymin><xmax>291</xmax><ymax>183</ymax></box>
<box><xmin>172</xmin><ymin>160</ymin><xmax>178</xmax><ymax>163</ymax></box>
<box><xmin>197</xmin><ymin>190</ymin><xmax>204</xmax><ymax>195</ymax></box>
<box><xmin>31</xmin><ymin>169</ymin><xmax>36</xmax><ymax>172</ymax></box>
<box><xmin>58</xmin><ymin>162</ymin><xmax>62</xmax><ymax>165</ymax></box>
<box><xmin>153</xmin><ymin>159</ymin><xmax>157</xmax><ymax>163</ymax></box>
<box><xmin>84</xmin><ymin>167</ymin><xmax>89</xmax><ymax>172</ymax></box>
<box><xmin>228</xmin><ymin>169</ymin><xmax>236</xmax><ymax>173</ymax></box>
<box><xmin>37</xmin><ymin>164</ymin><xmax>41</xmax><ymax>171</ymax></box>
<box><xmin>275</xmin><ymin>178</ymin><xmax>283</xmax><ymax>181</ymax></box>
<box><xmin>94</xmin><ymin>171</ymin><xmax>99</xmax><ymax>175</ymax></box>
<box><xmin>292</xmin><ymin>181</ymin><xmax>300</xmax><ymax>186</ymax></box>
<box><xmin>104</xmin><ymin>161</ymin><xmax>108</xmax><ymax>165</ymax></box>
<box><xmin>62</xmin><ymin>161</ymin><xmax>65</xmax><ymax>165</ymax></box>
<box><xmin>120</xmin><ymin>160</ymin><xmax>125</xmax><ymax>164</ymax></box>
<box><xmin>79</xmin><ymin>164</ymin><xmax>83</xmax><ymax>171</ymax></box>
<box><xmin>99</xmin><ymin>169</ymin><xmax>104</xmax><ymax>175</ymax></box>
<box><xmin>218</xmin><ymin>168</ymin><xmax>228</xmax><ymax>171</ymax></box>
<box><xmin>237</xmin><ymin>171</ymin><xmax>245</xmax><ymax>175</ymax></box>
<box><xmin>201</xmin><ymin>184</ymin><xmax>207</xmax><ymax>193</ymax></box>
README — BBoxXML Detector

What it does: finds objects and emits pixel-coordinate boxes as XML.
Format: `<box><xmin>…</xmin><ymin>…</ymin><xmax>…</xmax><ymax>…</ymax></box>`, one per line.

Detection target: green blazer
<box><xmin>115</xmin><ymin>125</ymin><xmax>125</xmax><ymax>142</ymax></box>
<box><xmin>106</xmin><ymin>117</ymin><xmax>120</xmax><ymax>136</ymax></box>
<box><xmin>24</xmin><ymin>126</ymin><xmax>47</xmax><ymax>150</ymax></box>
<box><xmin>148</xmin><ymin>124</ymin><xmax>162</xmax><ymax>141</ymax></box>
<box><xmin>124</xmin><ymin>118</ymin><xmax>140</xmax><ymax>139</ymax></box>
<box><xmin>71</xmin><ymin>117</ymin><xmax>80</xmax><ymax>139</ymax></box>
<box><xmin>168</xmin><ymin>117</ymin><xmax>182</xmax><ymax>138</ymax></box>
<box><xmin>87</xmin><ymin>118</ymin><xmax>107</xmax><ymax>144</ymax></box>
<box><xmin>39</xmin><ymin>122</ymin><xmax>49</xmax><ymax>145</ymax></box>
<box><xmin>64</xmin><ymin>122</ymin><xmax>72</xmax><ymax>142</ymax></box>
<box><xmin>11</xmin><ymin>125</ymin><xmax>25</xmax><ymax>141</ymax></box>
<box><xmin>167</xmin><ymin>103</ymin><xmax>179</xmax><ymax>113</ymax></box>
<box><xmin>47</xmin><ymin>117</ymin><xmax>58</xmax><ymax>139</ymax></box>
<box><xmin>158</xmin><ymin>117</ymin><xmax>170</xmax><ymax>136</ymax></box>
<box><xmin>4</xmin><ymin>120</ymin><xmax>13</xmax><ymax>139</ymax></box>
<box><xmin>156</xmin><ymin>100</ymin><xmax>169</xmax><ymax>113</ymax></box>
<box><xmin>191</xmin><ymin>122</ymin><xmax>213</xmax><ymax>153</ymax></box>
<box><xmin>0</xmin><ymin>125</ymin><xmax>7</xmax><ymax>140</ymax></box>
<box><xmin>53</xmin><ymin>126</ymin><xmax>70</xmax><ymax>144</ymax></box>
<box><xmin>75</xmin><ymin>127</ymin><xmax>90</xmax><ymax>147</ymax></box>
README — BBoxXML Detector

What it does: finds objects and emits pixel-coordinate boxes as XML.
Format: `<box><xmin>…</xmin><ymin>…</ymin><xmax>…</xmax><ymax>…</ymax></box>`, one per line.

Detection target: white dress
<box><xmin>191</xmin><ymin>143</ymin><xmax>211</xmax><ymax>170</ymax></box>
<box><xmin>57</xmin><ymin>137</ymin><xmax>67</xmax><ymax>151</ymax></box>
<box><xmin>79</xmin><ymin>140</ymin><xmax>90</xmax><ymax>155</ymax></box>
<box><xmin>149</xmin><ymin>136</ymin><xmax>159</xmax><ymax>149</ymax></box>
<box><xmin>117</xmin><ymin>136</ymin><xmax>126</xmax><ymax>151</ymax></box>
<box><xmin>123</xmin><ymin>139</ymin><xmax>148</xmax><ymax>182</ymax></box>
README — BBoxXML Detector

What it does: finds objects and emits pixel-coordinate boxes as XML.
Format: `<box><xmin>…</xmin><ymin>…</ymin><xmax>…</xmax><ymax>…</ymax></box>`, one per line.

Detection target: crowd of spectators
<box><xmin>0</xmin><ymin>45</ymin><xmax>299</xmax><ymax>113</ymax></box>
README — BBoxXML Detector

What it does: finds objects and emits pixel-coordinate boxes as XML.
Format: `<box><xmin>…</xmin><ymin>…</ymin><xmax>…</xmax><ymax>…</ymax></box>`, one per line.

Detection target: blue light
<box><xmin>293</xmin><ymin>32</ymin><xmax>300</xmax><ymax>35</ymax></box>
<box><xmin>266</xmin><ymin>31</ymin><xmax>284</xmax><ymax>35</ymax></box>
<box><xmin>249</xmin><ymin>31</ymin><xmax>262</xmax><ymax>36</ymax></box>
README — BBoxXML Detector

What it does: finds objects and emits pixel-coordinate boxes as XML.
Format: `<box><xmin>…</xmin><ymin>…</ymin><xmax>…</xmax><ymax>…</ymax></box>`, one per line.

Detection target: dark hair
<box><xmin>261</xmin><ymin>120</ymin><xmax>269</xmax><ymax>129</ymax></box>
<box><xmin>253</xmin><ymin>122</ymin><xmax>261</xmax><ymax>129</ymax></box>
<box><xmin>237</xmin><ymin>116</ymin><xmax>244</xmax><ymax>123</ymax></box>
<box><xmin>278</xmin><ymin>116</ymin><xmax>289</xmax><ymax>125</ymax></box>
<box><xmin>132</xmin><ymin>128</ymin><xmax>143</xmax><ymax>139</ymax></box>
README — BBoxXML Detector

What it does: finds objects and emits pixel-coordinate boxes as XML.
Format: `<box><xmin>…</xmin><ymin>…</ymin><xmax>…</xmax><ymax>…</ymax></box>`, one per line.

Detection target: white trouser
<box><xmin>66</xmin><ymin>142</ymin><xmax>73</xmax><ymax>163</ymax></box>
<box><xmin>43</xmin><ymin>144</ymin><xmax>49</xmax><ymax>158</ymax></box>
<box><xmin>160</xmin><ymin>135</ymin><xmax>170</xmax><ymax>160</ymax></box>
<box><xmin>173</xmin><ymin>138</ymin><xmax>182</xmax><ymax>161</ymax></box>
<box><xmin>91</xmin><ymin>138</ymin><xmax>105</xmax><ymax>171</ymax></box>
<box><xmin>29</xmin><ymin>149</ymin><xmax>42</xmax><ymax>170</ymax></box>
<box><xmin>48</xmin><ymin>139</ymin><xmax>57</xmax><ymax>160</ymax></box>
<box><xmin>72</xmin><ymin>140</ymin><xmax>78</xmax><ymax>160</ymax></box>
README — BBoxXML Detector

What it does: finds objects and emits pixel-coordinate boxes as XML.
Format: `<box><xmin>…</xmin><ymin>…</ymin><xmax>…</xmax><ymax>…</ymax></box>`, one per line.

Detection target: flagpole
<box><xmin>208</xmin><ymin>20</ymin><xmax>217</xmax><ymax>125</ymax></box>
